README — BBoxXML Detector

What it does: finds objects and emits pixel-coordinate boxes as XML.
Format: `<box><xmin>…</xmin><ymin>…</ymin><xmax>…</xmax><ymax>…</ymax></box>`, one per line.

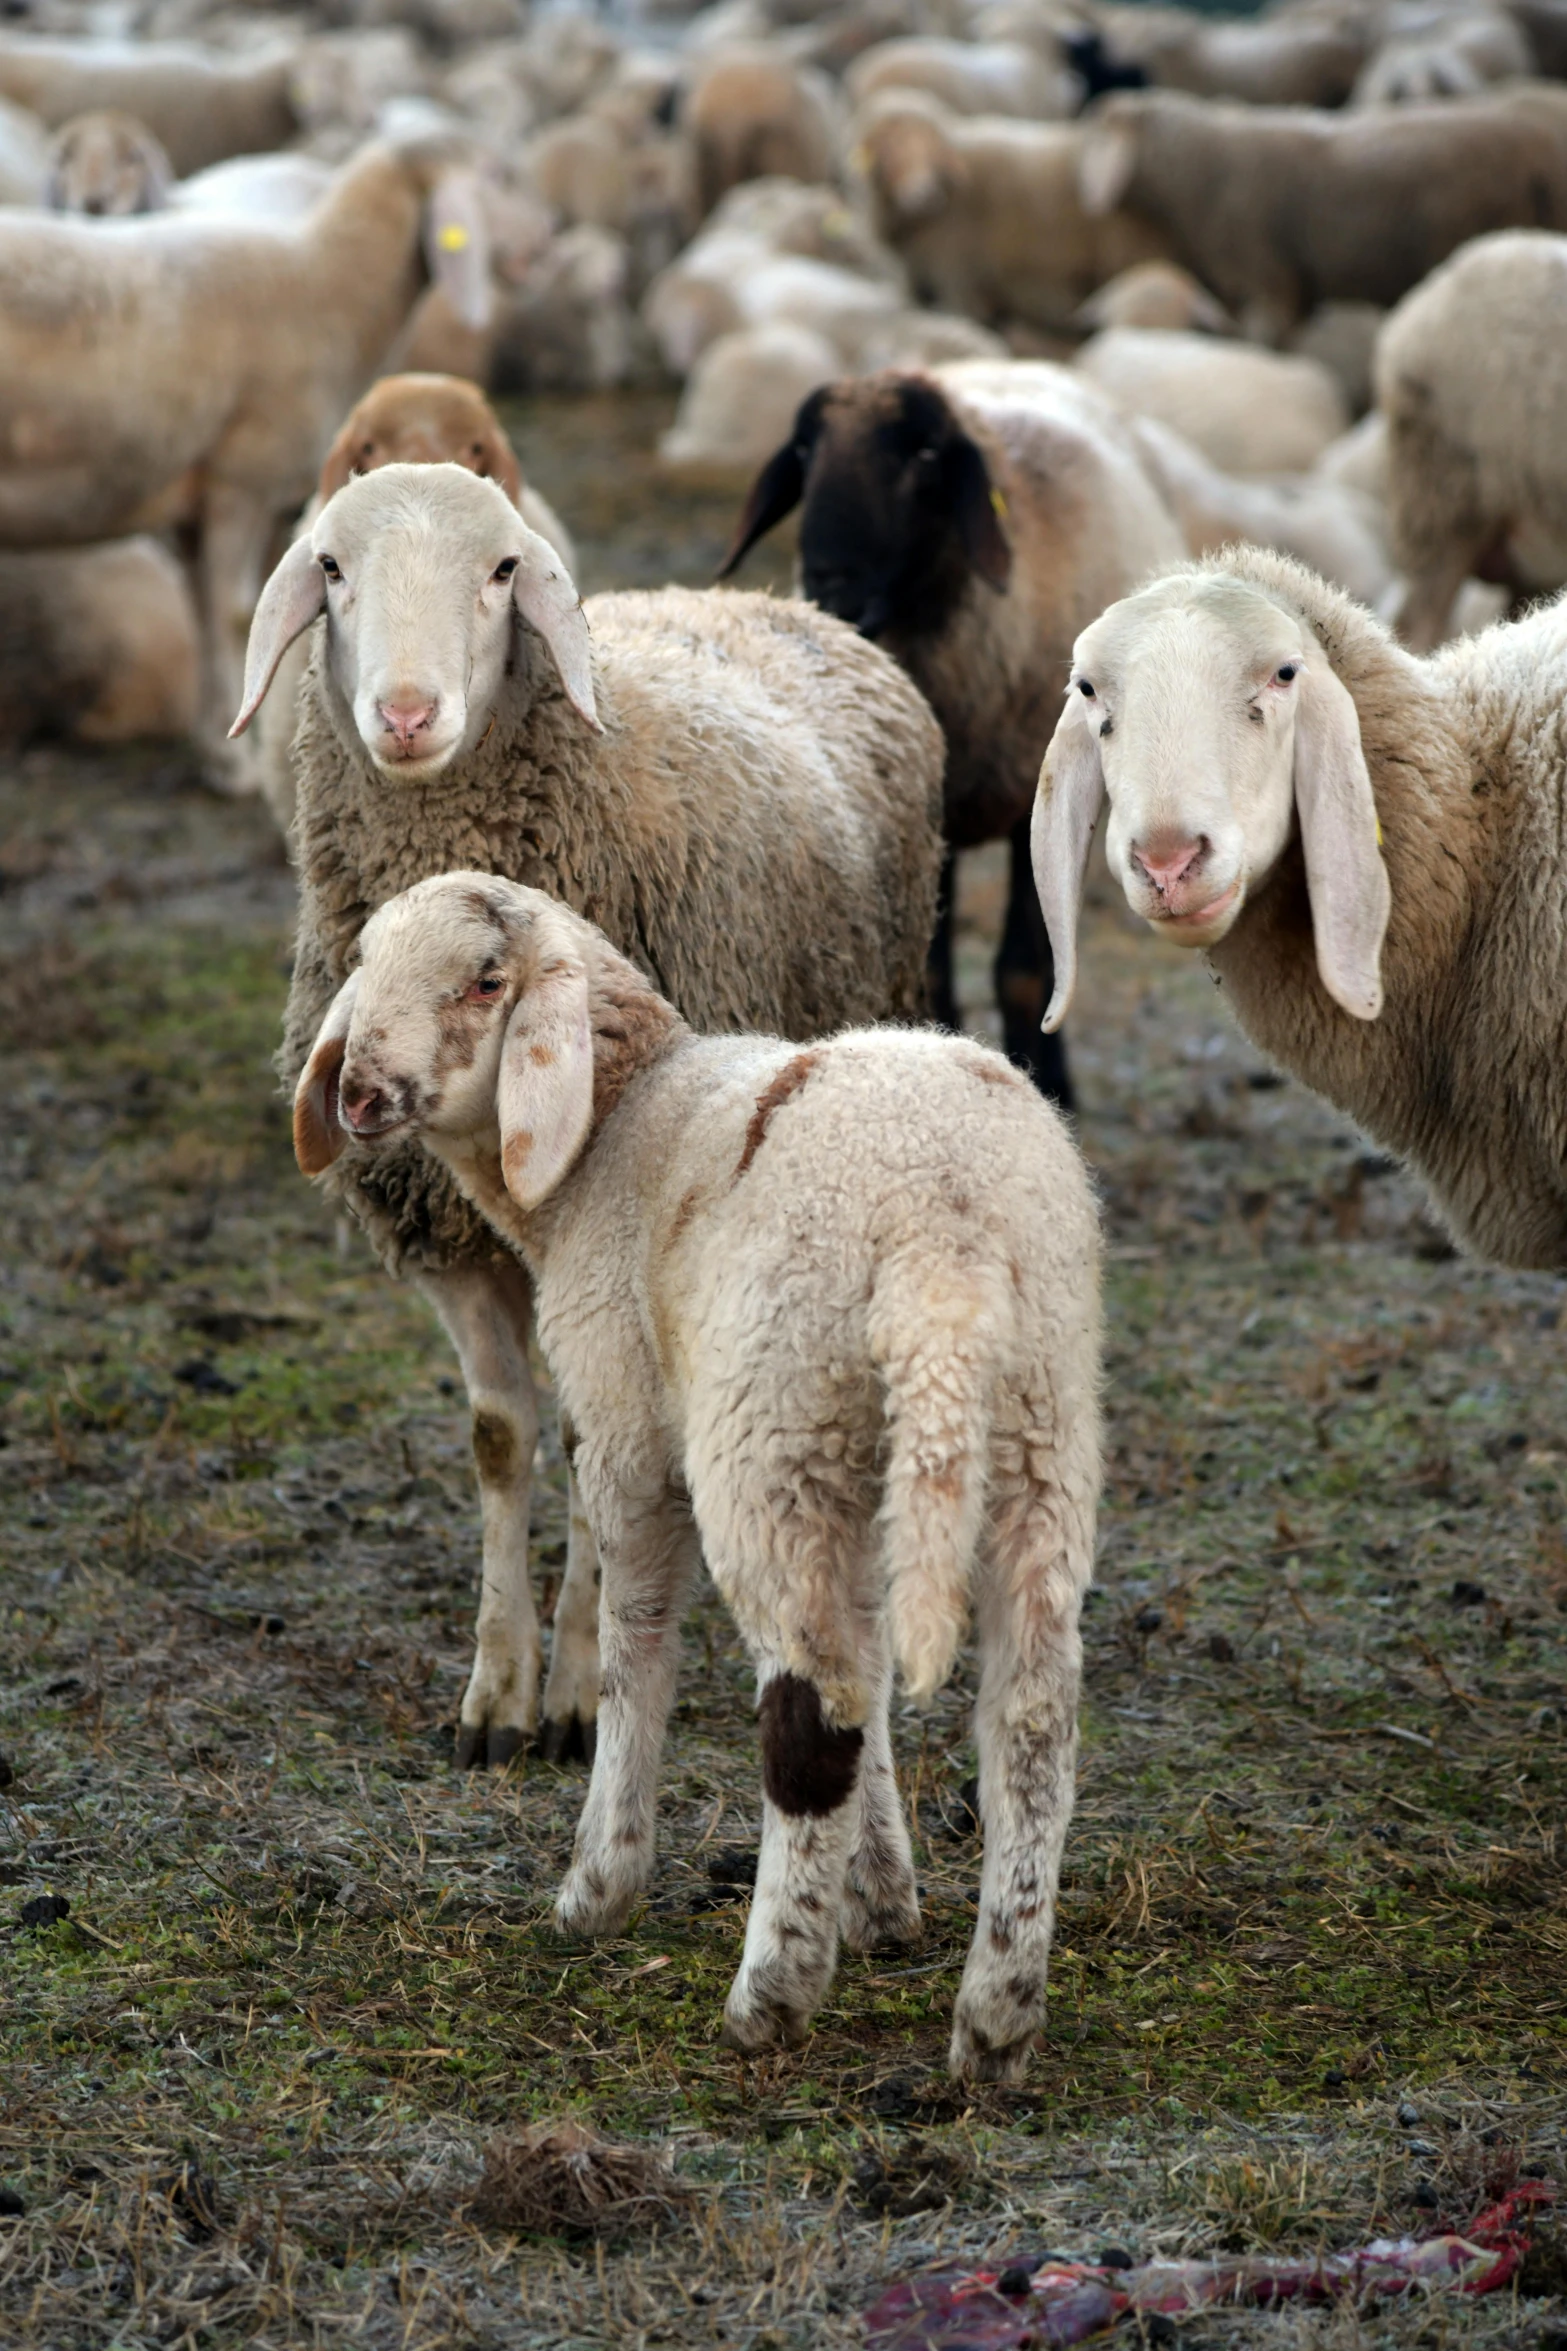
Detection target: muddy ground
<box><xmin>1</xmin><ymin>391</ymin><xmax>1564</xmax><ymax>2351</ymax></box>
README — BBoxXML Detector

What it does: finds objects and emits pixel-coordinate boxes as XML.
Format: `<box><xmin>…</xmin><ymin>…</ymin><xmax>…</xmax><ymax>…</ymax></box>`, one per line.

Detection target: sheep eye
<box><xmin>466</xmin><ymin>972</ymin><xmax>505</xmax><ymax>1001</ymax></box>
<box><xmin>1274</xmin><ymin>663</ymin><xmax>1298</xmax><ymax>684</ymax></box>
<box><xmin>1077</xmin><ymin>679</ymin><xmax>1096</xmax><ymax>699</ymax></box>
<box><xmin>491</xmin><ymin>556</ymin><xmax>519</xmax><ymax>583</ymax></box>
<box><xmin>320</xmin><ymin>554</ymin><xmax>341</xmax><ymax>581</ymax></box>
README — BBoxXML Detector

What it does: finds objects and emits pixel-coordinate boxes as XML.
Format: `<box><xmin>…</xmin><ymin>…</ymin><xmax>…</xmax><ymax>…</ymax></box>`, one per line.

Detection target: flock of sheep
<box><xmin>6</xmin><ymin>0</ymin><xmax>1567</xmax><ymax>2081</ymax></box>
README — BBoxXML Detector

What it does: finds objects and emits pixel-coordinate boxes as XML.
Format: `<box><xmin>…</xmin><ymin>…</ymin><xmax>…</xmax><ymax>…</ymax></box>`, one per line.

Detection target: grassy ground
<box><xmin>0</xmin><ymin>393</ymin><xmax>1563</xmax><ymax>2351</ymax></box>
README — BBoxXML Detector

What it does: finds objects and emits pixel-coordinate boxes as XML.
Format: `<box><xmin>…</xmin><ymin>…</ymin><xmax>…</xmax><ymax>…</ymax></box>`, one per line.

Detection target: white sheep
<box><xmin>296</xmin><ymin>874</ymin><xmax>1101</xmax><ymax>2079</ymax></box>
<box><xmin>1031</xmin><ymin>542</ymin><xmax>1567</xmax><ymax>1269</ymax></box>
<box><xmin>0</xmin><ymin>132</ymin><xmax>493</xmax><ymax>782</ymax></box>
<box><xmin>0</xmin><ymin>35</ymin><xmax>296</xmax><ymax>176</ymax></box>
<box><xmin>44</xmin><ymin>109</ymin><xmax>173</xmax><ymax>216</ymax></box>
<box><xmin>231</xmin><ymin>461</ymin><xmax>945</xmax><ymax>1766</ymax></box>
<box><xmin>1375</xmin><ymin>228</ymin><xmax>1567</xmax><ymax>650</ymax></box>
<box><xmin>1075</xmin><ymin>327</ymin><xmax>1349</xmax><ymax>477</ymax></box>
<box><xmin>846</xmin><ymin>34</ymin><xmax>1078</xmax><ymax>119</ymax></box>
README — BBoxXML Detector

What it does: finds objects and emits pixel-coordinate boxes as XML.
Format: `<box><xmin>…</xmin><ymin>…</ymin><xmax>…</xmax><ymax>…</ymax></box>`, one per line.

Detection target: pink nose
<box><xmin>339</xmin><ymin>1077</ymin><xmax>390</xmax><ymax>1133</ymax></box>
<box><xmin>1132</xmin><ymin>833</ymin><xmax>1207</xmax><ymax>895</ymax></box>
<box><xmin>377</xmin><ymin>693</ymin><xmax>437</xmax><ymax>749</ymax></box>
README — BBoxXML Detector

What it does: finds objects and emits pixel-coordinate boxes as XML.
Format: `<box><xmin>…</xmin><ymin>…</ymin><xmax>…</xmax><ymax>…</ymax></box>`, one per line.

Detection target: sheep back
<box><xmin>282</xmin><ymin>584</ymin><xmax>944</xmax><ymax>1273</ymax></box>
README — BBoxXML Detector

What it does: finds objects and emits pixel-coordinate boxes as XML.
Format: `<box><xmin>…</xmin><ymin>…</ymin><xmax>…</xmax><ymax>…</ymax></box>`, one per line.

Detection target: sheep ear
<box><xmin>511</xmin><ymin>533</ymin><xmax>599</xmax><ymax>732</ymax></box>
<box><xmin>230</xmin><ymin>536</ymin><xmax>325</xmax><ymax>737</ymax></box>
<box><xmin>717</xmin><ymin>387</ymin><xmax>826</xmax><ymax>579</ymax></box>
<box><xmin>317</xmin><ymin>415</ymin><xmax>362</xmax><ymax>501</ymax></box>
<box><xmin>1079</xmin><ymin>113</ymin><xmax>1138</xmax><ymax>216</ymax></box>
<box><xmin>497</xmin><ymin>910</ymin><xmax>596</xmax><ymax>1211</ymax></box>
<box><xmin>426</xmin><ymin>167</ymin><xmax>493</xmax><ymax>333</ymax></box>
<box><xmin>1293</xmin><ymin>658</ymin><xmax>1390</xmax><ymax>1021</ymax></box>
<box><xmin>1031</xmin><ymin>693</ymin><xmax>1105</xmax><ymax>1032</ymax></box>
<box><xmin>293</xmin><ymin>972</ymin><xmax>360</xmax><ymax>1175</ymax></box>
<box><xmin>949</xmin><ymin>433</ymin><xmax>1011</xmax><ymax>593</ymax></box>
<box><xmin>481</xmin><ymin>424</ymin><xmax>522</xmax><ymax>506</ymax></box>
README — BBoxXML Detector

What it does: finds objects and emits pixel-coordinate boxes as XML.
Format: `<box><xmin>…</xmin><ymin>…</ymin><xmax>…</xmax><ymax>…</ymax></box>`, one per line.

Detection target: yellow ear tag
<box><xmin>823</xmin><ymin>205</ymin><xmax>853</xmax><ymax>234</ymax></box>
<box><xmin>849</xmin><ymin>144</ymin><xmax>869</xmax><ymax>173</ymax></box>
<box><xmin>990</xmin><ymin>487</ymin><xmax>1008</xmax><ymax>520</ymax></box>
<box><xmin>438</xmin><ymin>223</ymin><xmax>470</xmax><ymax>252</ymax></box>
<box><xmin>1375</xmin><ymin>818</ymin><xmax>1384</xmax><ymax>848</ymax></box>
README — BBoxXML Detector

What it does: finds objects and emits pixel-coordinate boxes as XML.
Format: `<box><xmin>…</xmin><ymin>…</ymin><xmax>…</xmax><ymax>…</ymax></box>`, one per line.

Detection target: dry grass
<box><xmin>0</xmin><ymin>390</ymin><xmax>1561</xmax><ymax>2349</ymax></box>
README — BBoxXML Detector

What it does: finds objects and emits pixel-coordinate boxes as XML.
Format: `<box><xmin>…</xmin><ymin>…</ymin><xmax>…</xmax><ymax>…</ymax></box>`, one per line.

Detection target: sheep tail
<box><xmin>870</xmin><ymin>1251</ymin><xmax>1009</xmax><ymax>1706</ymax></box>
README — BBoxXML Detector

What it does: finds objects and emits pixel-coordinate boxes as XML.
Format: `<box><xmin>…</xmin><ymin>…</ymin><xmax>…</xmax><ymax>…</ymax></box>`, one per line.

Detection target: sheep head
<box><xmin>1032</xmin><ymin>571</ymin><xmax>1390</xmax><ymax>1029</ymax></box>
<box><xmin>231</xmin><ymin>464</ymin><xmax>598</xmax><ymax>772</ymax></box>
<box><xmin>294</xmin><ymin>875</ymin><xmax>596</xmax><ymax>1214</ymax></box>
<box><xmin>718</xmin><ymin>372</ymin><xmax>1009</xmax><ymax>641</ymax></box>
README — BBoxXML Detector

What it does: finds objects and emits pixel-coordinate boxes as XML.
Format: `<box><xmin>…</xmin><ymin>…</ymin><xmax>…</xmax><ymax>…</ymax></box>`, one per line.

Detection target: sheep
<box><xmin>1125</xmin><ymin>414</ymin><xmax>1396</xmax><ymax>608</ymax></box>
<box><xmin>255</xmin><ymin>374</ymin><xmax>576</xmax><ymax>838</ymax></box>
<box><xmin>487</xmin><ymin>223</ymin><xmax>636</xmax><ymax>394</ymax></box>
<box><xmin>1078</xmin><ymin>84</ymin><xmax>1567</xmax><ymax>343</ymax></box>
<box><xmin>0</xmin><ymin>537</ymin><xmax>196</xmax><ymax>745</ymax></box>
<box><xmin>1286</xmin><ymin>302</ymin><xmax>1384</xmax><ymax>421</ymax></box>
<box><xmin>1088</xmin><ymin>5</ymin><xmax>1370</xmax><ymax>106</ymax></box>
<box><xmin>1075</xmin><ymin>327</ymin><xmax>1349</xmax><ymax>476</ymax></box>
<box><xmin>230</xmin><ymin>461</ymin><xmax>945</xmax><ymax>1766</ymax></box>
<box><xmin>845</xmin><ymin>34</ymin><xmax>1077</xmax><ymax>118</ymax></box>
<box><xmin>166</xmin><ymin>152</ymin><xmax>334</xmax><ymax>225</ymax></box>
<box><xmin>296</xmin><ymin>873</ymin><xmax>1100</xmax><ymax>2079</ymax></box>
<box><xmin>1030</xmin><ymin>540</ymin><xmax>1567</xmax><ymax>1269</ymax></box>
<box><xmin>683</xmin><ymin>45</ymin><xmax>845</xmax><ymax>215</ymax></box>
<box><xmin>44</xmin><ymin>109</ymin><xmax>172</xmax><ymax>216</ymax></box>
<box><xmin>288</xmin><ymin>32</ymin><xmax>429</xmax><ymax>160</ymax></box>
<box><xmin>718</xmin><ymin>357</ymin><xmax>1186</xmax><ymax>1106</ymax></box>
<box><xmin>522</xmin><ymin>112</ymin><xmax>697</xmax><ymax>296</ymax></box>
<box><xmin>1375</xmin><ymin>228</ymin><xmax>1567</xmax><ymax>651</ymax></box>
<box><xmin>0</xmin><ymin>132</ymin><xmax>493</xmax><ymax>784</ymax></box>
<box><xmin>0</xmin><ymin>36</ymin><xmax>296</xmax><ymax>176</ymax></box>
<box><xmin>1073</xmin><ymin>258</ymin><xmax>1232</xmax><ymax>336</ymax></box>
<box><xmin>1352</xmin><ymin>3</ymin><xmax>1533</xmax><ymax>103</ymax></box>
<box><xmin>0</xmin><ymin>93</ymin><xmax>48</xmax><ymax>207</ymax></box>
<box><xmin>851</xmin><ymin>89</ymin><xmax>1175</xmax><ymax>335</ymax></box>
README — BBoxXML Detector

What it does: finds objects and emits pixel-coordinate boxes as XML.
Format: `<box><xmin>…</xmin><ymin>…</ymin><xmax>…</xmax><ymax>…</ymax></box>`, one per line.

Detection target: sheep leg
<box><xmin>839</xmin><ymin>1613</ymin><xmax>920</xmax><ymax>1954</ymax></box>
<box><xmin>192</xmin><ymin>478</ymin><xmax>275</xmax><ymax>792</ymax></box>
<box><xmin>538</xmin><ymin>1461</ymin><xmax>602</xmax><ymax>1764</ymax></box>
<box><xmin>949</xmin><ymin>1496</ymin><xmax>1085</xmax><ymax>2084</ymax></box>
<box><xmin>998</xmin><ymin>813</ymin><xmax>1074</xmax><ymax>1111</ymax></box>
<box><xmin>926</xmin><ymin>847</ymin><xmax>961</xmax><ymax>1032</ymax></box>
<box><xmin>553</xmin><ymin>1482</ymin><xmax>698</xmax><ymax>1936</ymax></box>
<box><xmin>1390</xmin><ymin>547</ymin><xmax>1478</xmax><ymax>654</ymax></box>
<box><xmin>720</xmin><ymin>1666</ymin><xmax>864</xmax><ymax>2052</ymax></box>
<box><xmin>417</xmin><ymin>1259</ymin><xmax>546</xmax><ymax>1770</ymax></box>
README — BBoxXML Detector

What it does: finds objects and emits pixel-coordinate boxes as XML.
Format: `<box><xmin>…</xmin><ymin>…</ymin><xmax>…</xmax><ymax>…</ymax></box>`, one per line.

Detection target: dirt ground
<box><xmin>1</xmin><ymin>391</ymin><xmax>1563</xmax><ymax>2351</ymax></box>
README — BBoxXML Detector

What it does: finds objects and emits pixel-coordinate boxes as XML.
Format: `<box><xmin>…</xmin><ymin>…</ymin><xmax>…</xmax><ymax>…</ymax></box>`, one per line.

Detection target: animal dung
<box><xmin>472</xmin><ymin>2119</ymin><xmax>691</xmax><ymax>2238</ymax></box>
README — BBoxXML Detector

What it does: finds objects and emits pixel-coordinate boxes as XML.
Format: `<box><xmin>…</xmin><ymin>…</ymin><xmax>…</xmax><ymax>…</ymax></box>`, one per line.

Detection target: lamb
<box><xmin>255</xmin><ymin>373</ymin><xmax>575</xmax><ymax>838</ymax></box>
<box><xmin>296</xmin><ymin>874</ymin><xmax>1100</xmax><ymax>2079</ymax></box>
<box><xmin>0</xmin><ymin>133</ymin><xmax>492</xmax><ymax>782</ymax></box>
<box><xmin>1075</xmin><ymin>327</ymin><xmax>1349</xmax><ymax>476</ymax></box>
<box><xmin>0</xmin><ymin>537</ymin><xmax>196</xmax><ymax>745</ymax></box>
<box><xmin>718</xmin><ymin>358</ymin><xmax>1186</xmax><ymax>1106</ymax></box>
<box><xmin>231</xmin><ymin>462</ymin><xmax>945</xmax><ymax>1765</ymax></box>
<box><xmin>0</xmin><ymin>36</ymin><xmax>296</xmax><ymax>176</ymax></box>
<box><xmin>1030</xmin><ymin>542</ymin><xmax>1567</xmax><ymax>1268</ymax></box>
<box><xmin>1374</xmin><ymin>228</ymin><xmax>1567</xmax><ymax>650</ymax></box>
<box><xmin>44</xmin><ymin>110</ymin><xmax>173</xmax><ymax>215</ymax></box>
<box><xmin>851</xmin><ymin>89</ymin><xmax>1175</xmax><ymax>335</ymax></box>
<box><xmin>682</xmin><ymin>45</ymin><xmax>845</xmax><ymax>215</ymax></box>
<box><xmin>1078</xmin><ymin>84</ymin><xmax>1567</xmax><ymax>342</ymax></box>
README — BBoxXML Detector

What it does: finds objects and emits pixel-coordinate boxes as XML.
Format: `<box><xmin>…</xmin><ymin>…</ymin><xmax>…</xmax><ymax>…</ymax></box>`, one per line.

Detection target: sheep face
<box><xmin>718</xmin><ymin>375</ymin><xmax>1009</xmax><ymax>640</ymax></box>
<box><xmin>294</xmin><ymin>875</ymin><xmax>596</xmax><ymax>1213</ymax></box>
<box><xmin>1032</xmin><ymin>574</ymin><xmax>1389</xmax><ymax>1029</ymax></box>
<box><xmin>45</xmin><ymin>111</ymin><xmax>173</xmax><ymax>218</ymax></box>
<box><xmin>231</xmin><ymin>465</ymin><xmax>597</xmax><ymax>765</ymax></box>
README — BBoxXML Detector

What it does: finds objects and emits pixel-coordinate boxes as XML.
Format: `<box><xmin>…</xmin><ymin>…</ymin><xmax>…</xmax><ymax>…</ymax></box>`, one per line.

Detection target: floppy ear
<box><xmin>478</xmin><ymin>420</ymin><xmax>522</xmax><ymax>505</ymax></box>
<box><xmin>496</xmin><ymin>907</ymin><xmax>596</xmax><ymax>1211</ymax></box>
<box><xmin>293</xmin><ymin>972</ymin><xmax>361</xmax><ymax>1175</ymax></box>
<box><xmin>511</xmin><ymin>531</ymin><xmax>599</xmax><ymax>731</ymax></box>
<box><xmin>1292</xmin><ymin>656</ymin><xmax>1390</xmax><ymax>1021</ymax></box>
<box><xmin>317</xmin><ymin>412</ymin><xmax>365</xmax><ymax>501</ymax></box>
<box><xmin>426</xmin><ymin>167</ymin><xmax>493</xmax><ymax>333</ymax></box>
<box><xmin>134</xmin><ymin>123</ymin><xmax>173</xmax><ymax>211</ymax></box>
<box><xmin>1031</xmin><ymin>691</ymin><xmax>1105</xmax><ymax>1032</ymax></box>
<box><xmin>716</xmin><ymin>388</ymin><xmax>827</xmax><ymax>579</ymax></box>
<box><xmin>1079</xmin><ymin>111</ymin><xmax>1139</xmax><ymax>216</ymax></box>
<box><xmin>948</xmin><ymin>432</ymin><xmax>1011</xmax><ymax>593</ymax></box>
<box><xmin>230</xmin><ymin>536</ymin><xmax>326</xmax><ymax>737</ymax></box>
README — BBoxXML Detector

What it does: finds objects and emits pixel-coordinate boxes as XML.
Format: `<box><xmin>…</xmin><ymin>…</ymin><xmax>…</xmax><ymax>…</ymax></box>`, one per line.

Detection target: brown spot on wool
<box><xmin>734</xmin><ymin>1049</ymin><xmax>820</xmax><ymax>1181</ymax></box>
<box><xmin>472</xmin><ymin>1409</ymin><xmax>518</xmax><ymax>1483</ymax></box>
<box><xmin>529</xmin><ymin>1042</ymin><xmax>556</xmax><ymax>1065</ymax></box>
<box><xmin>502</xmin><ymin>1131</ymin><xmax>534</xmax><ymax>1187</ymax></box>
<box><xmin>758</xmin><ymin>1672</ymin><xmax>863</xmax><ymax>1816</ymax></box>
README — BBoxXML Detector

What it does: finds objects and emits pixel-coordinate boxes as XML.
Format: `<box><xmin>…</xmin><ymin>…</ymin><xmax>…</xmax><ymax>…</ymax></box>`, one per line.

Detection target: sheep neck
<box><xmin>294</xmin><ymin>146</ymin><xmax>431</xmax><ymax>386</ymax></box>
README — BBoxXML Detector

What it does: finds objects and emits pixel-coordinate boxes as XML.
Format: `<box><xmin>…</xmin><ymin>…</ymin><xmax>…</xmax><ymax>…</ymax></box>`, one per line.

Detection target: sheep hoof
<box><xmin>947</xmin><ymin>2014</ymin><xmax>1036</xmax><ymax>2085</ymax></box>
<box><xmin>719</xmin><ymin>1996</ymin><xmax>810</xmax><ymax>2054</ymax></box>
<box><xmin>538</xmin><ymin>1710</ymin><xmax>597</xmax><ymax>1767</ymax></box>
<box><xmin>454</xmin><ymin>1721</ymin><xmax>527</xmax><ymax>1771</ymax></box>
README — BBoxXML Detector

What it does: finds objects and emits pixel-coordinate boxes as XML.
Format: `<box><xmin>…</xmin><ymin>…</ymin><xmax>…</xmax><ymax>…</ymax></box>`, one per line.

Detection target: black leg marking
<box><xmin>758</xmin><ymin>1674</ymin><xmax>863</xmax><ymax>1815</ymax></box>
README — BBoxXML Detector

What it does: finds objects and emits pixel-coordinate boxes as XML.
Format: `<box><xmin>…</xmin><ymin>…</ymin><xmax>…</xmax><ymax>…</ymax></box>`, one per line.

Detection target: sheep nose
<box><xmin>1131</xmin><ymin>833</ymin><xmax>1208</xmax><ymax>895</ymax></box>
<box><xmin>376</xmin><ymin>692</ymin><xmax>438</xmax><ymax>750</ymax></box>
<box><xmin>339</xmin><ymin>1076</ymin><xmax>392</xmax><ymax>1134</ymax></box>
